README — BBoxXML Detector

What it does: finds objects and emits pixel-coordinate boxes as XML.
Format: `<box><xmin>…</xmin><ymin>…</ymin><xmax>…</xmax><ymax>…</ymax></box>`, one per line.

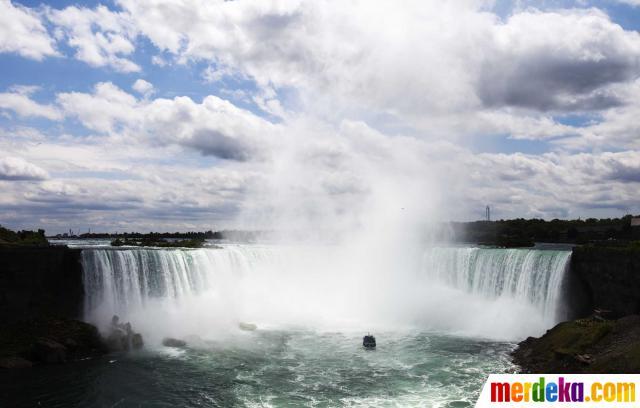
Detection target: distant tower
<box><xmin>486</xmin><ymin>205</ymin><xmax>491</xmax><ymax>222</ymax></box>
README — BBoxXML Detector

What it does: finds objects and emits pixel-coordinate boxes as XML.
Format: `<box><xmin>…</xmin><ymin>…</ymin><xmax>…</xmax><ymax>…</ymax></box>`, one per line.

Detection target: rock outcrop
<box><xmin>0</xmin><ymin>356</ymin><xmax>32</xmax><ymax>369</ymax></box>
<box><xmin>105</xmin><ymin>315</ymin><xmax>144</xmax><ymax>351</ymax></box>
<box><xmin>238</xmin><ymin>322</ymin><xmax>257</xmax><ymax>331</ymax></box>
<box><xmin>32</xmin><ymin>338</ymin><xmax>67</xmax><ymax>363</ymax></box>
<box><xmin>162</xmin><ymin>337</ymin><xmax>186</xmax><ymax>348</ymax></box>
<box><xmin>0</xmin><ymin>318</ymin><xmax>107</xmax><ymax>368</ymax></box>
<box><xmin>513</xmin><ymin>315</ymin><xmax>640</xmax><ymax>373</ymax></box>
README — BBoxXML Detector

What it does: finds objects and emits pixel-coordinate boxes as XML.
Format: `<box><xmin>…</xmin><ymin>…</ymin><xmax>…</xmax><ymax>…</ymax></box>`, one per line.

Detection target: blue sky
<box><xmin>1</xmin><ymin>0</ymin><xmax>640</xmax><ymax>233</ymax></box>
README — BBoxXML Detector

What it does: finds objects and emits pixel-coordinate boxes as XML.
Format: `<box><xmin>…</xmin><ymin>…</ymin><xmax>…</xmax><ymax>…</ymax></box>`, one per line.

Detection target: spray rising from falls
<box><xmin>81</xmin><ymin>245</ymin><xmax>571</xmax><ymax>342</ymax></box>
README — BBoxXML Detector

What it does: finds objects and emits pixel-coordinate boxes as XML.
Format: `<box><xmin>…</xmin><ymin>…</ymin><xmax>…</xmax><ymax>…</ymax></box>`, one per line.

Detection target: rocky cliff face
<box><xmin>570</xmin><ymin>246</ymin><xmax>640</xmax><ymax>317</ymax></box>
<box><xmin>0</xmin><ymin>246</ymin><xmax>84</xmax><ymax>323</ymax></box>
<box><xmin>0</xmin><ymin>247</ymin><xmax>109</xmax><ymax>367</ymax></box>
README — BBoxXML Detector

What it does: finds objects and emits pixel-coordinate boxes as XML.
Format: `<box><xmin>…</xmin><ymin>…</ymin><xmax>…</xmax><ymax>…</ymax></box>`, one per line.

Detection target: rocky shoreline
<box><xmin>0</xmin><ymin>317</ymin><xmax>107</xmax><ymax>368</ymax></box>
<box><xmin>0</xmin><ymin>315</ymin><xmax>144</xmax><ymax>369</ymax></box>
<box><xmin>513</xmin><ymin>315</ymin><xmax>640</xmax><ymax>373</ymax></box>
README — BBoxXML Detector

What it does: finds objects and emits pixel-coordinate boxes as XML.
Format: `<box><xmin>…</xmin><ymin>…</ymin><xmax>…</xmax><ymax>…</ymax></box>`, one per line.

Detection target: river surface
<box><xmin>1</xmin><ymin>330</ymin><xmax>514</xmax><ymax>407</ymax></box>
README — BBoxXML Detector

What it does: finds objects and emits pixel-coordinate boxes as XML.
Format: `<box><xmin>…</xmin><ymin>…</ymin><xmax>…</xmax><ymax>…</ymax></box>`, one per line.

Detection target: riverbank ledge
<box><xmin>513</xmin><ymin>315</ymin><xmax>640</xmax><ymax>373</ymax></box>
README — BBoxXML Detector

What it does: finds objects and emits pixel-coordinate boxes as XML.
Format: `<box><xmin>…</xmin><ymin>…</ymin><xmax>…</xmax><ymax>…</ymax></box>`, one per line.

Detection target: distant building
<box><xmin>632</xmin><ymin>217</ymin><xmax>640</xmax><ymax>227</ymax></box>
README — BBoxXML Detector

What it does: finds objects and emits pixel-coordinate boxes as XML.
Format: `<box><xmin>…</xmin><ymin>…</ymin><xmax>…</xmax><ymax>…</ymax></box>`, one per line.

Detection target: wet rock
<box><xmin>32</xmin><ymin>338</ymin><xmax>66</xmax><ymax>363</ymax></box>
<box><xmin>105</xmin><ymin>315</ymin><xmax>144</xmax><ymax>351</ymax></box>
<box><xmin>162</xmin><ymin>337</ymin><xmax>186</xmax><ymax>348</ymax></box>
<box><xmin>132</xmin><ymin>333</ymin><xmax>144</xmax><ymax>349</ymax></box>
<box><xmin>106</xmin><ymin>329</ymin><xmax>128</xmax><ymax>352</ymax></box>
<box><xmin>0</xmin><ymin>318</ymin><xmax>107</xmax><ymax>367</ymax></box>
<box><xmin>63</xmin><ymin>338</ymin><xmax>79</xmax><ymax>350</ymax></box>
<box><xmin>0</xmin><ymin>356</ymin><xmax>33</xmax><ymax>369</ymax></box>
<box><xmin>238</xmin><ymin>322</ymin><xmax>257</xmax><ymax>331</ymax></box>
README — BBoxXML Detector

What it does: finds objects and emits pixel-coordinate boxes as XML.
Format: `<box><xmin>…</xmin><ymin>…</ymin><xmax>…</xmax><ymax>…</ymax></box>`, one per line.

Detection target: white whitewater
<box><xmin>81</xmin><ymin>245</ymin><xmax>571</xmax><ymax>342</ymax></box>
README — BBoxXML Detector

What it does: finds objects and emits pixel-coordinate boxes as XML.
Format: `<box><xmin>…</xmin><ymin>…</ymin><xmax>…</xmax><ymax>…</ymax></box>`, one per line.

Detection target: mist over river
<box><xmin>0</xmin><ymin>241</ymin><xmax>571</xmax><ymax>407</ymax></box>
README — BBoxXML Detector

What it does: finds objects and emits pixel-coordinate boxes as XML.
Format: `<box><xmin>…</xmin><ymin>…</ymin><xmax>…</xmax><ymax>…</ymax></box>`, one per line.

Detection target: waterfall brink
<box><xmin>81</xmin><ymin>245</ymin><xmax>571</xmax><ymax>342</ymax></box>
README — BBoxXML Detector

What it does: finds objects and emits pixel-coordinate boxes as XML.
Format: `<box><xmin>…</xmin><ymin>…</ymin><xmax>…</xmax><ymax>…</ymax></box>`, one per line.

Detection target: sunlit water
<box><xmin>1</xmin><ymin>330</ymin><xmax>514</xmax><ymax>407</ymax></box>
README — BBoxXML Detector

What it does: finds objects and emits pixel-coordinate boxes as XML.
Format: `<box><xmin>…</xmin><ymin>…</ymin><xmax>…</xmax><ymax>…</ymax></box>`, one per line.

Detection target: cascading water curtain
<box><xmin>421</xmin><ymin>247</ymin><xmax>571</xmax><ymax>323</ymax></box>
<box><xmin>81</xmin><ymin>245</ymin><xmax>571</xmax><ymax>339</ymax></box>
<box><xmin>81</xmin><ymin>246</ymin><xmax>280</xmax><ymax>326</ymax></box>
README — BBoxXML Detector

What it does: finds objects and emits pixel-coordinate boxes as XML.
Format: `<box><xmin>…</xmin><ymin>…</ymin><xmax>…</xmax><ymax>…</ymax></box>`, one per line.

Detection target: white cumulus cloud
<box><xmin>132</xmin><ymin>79</ymin><xmax>154</xmax><ymax>97</ymax></box>
<box><xmin>0</xmin><ymin>0</ymin><xmax>58</xmax><ymax>60</ymax></box>
<box><xmin>0</xmin><ymin>90</ymin><xmax>62</xmax><ymax>120</ymax></box>
<box><xmin>47</xmin><ymin>4</ymin><xmax>139</xmax><ymax>72</ymax></box>
<box><xmin>0</xmin><ymin>157</ymin><xmax>49</xmax><ymax>181</ymax></box>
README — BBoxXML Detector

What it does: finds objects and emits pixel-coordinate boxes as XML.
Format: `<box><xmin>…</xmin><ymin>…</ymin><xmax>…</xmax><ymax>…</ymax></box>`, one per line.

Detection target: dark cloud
<box><xmin>607</xmin><ymin>164</ymin><xmax>640</xmax><ymax>183</ymax></box>
<box><xmin>579</xmin><ymin>201</ymin><xmax>631</xmax><ymax>211</ymax></box>
<box><xmin>479</xmin><ymin>56</ymin><xmax>634</xmax><ymax>112</ymax></box>
<box><xmin>476</xmin><ymin>10</ymin><xmax>640</xmax><ymax>114</ymax></box>
<box><xmin>186</xmin><ymin>128</ymin><xmax>254</xmax><ymax>161</ymax></box>
<box><xmin>0</xmin><ymin>174</ymin><xmax>45</xmax><ymax>181</ymax></box>
<box><xmin>20</xmin><ymin>197</ymin><xmax>142</xmax><ymax>211</ymax></box>
<box><xmin>0</xmin><ymin>193</ymin><xmax>239</xmax><ymax>232</ymax></box>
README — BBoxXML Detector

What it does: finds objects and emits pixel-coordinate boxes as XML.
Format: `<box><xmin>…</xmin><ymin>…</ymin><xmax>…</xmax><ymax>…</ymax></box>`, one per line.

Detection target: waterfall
<box><xmin>421</xmin><ymin>247</ymin><xmax>571</xmax><ymax>324</ymax></box>
<box><xmin>81</xmin><ymin>244</ymin><xmax>571</xmax><ymax>341</ymax></box>
<box><xmin>81</xmin><ymin>246</ymin><xmax>280</xmax><ymax>333</ymax></box>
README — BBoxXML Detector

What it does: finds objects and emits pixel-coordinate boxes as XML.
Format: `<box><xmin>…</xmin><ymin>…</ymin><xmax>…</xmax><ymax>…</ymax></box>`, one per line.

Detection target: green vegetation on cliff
<box><xmin>111</xmin><ymin>237</ymin><xmax>205</xmax><ymax>248</ymax></box>
<box><xmin>0</xmin><ymin>225</ymin><xmax>48</xmax><ymax>246</ymax></box>
<box><xmin>450</xmin><ymin>215</ymin><xmax>639</xmax><ymax>246</ymax></box>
